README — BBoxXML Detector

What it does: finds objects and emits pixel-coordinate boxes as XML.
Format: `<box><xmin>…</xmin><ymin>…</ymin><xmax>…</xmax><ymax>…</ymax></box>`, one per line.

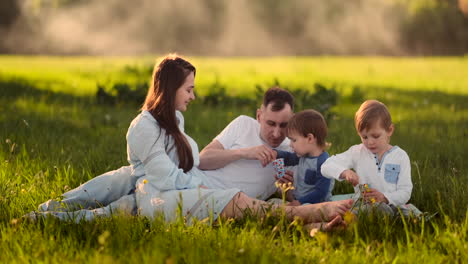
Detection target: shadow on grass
<box><xmin>0</xmin><ymin>78</ymin><xmax>133</xmax><ymax>179</ymax></box>
<box><xmin>373</xmin><ymin>86</ymin><xmax>468</xmax><ymax>110</ymax></box>
<box><xmin>0</xmin><ymin>77</ymin><xmax>96</xmax><ymax>104</ymax></box>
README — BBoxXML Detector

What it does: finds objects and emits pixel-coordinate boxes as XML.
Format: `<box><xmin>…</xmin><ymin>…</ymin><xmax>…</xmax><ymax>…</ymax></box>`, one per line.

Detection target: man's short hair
<box><xmin>263</xmin><ymin>86</ymin><xmax>294</xmax><ymax>111</ymax></box>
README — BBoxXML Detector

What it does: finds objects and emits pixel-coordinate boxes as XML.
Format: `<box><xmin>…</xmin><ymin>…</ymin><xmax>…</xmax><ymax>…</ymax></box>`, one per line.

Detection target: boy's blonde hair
<box><xmin>287</xmin><ymin>109</ymin><xmax>327</xmax><ymax>148</ymax></box>
<box><xmin>355</xmin><ymin>100</ymin><xmax>392</xmax><ymax>132</ymax></box>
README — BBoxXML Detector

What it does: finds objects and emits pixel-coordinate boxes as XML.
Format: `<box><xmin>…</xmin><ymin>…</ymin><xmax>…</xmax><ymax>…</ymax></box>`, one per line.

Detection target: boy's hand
<box><xmin>339</xmin><ymin>170</ymin><xmax>359</xmax><ymax>186</ymax></box>
<box><xmin>275</xmin><ymin>170</ymin><xmax>294</xmax><ymax>184</ymax></box>
<box><xmin>363</xmin><ymin>188</ymin><xmax>389</xmax><ymax>203</ymax></box>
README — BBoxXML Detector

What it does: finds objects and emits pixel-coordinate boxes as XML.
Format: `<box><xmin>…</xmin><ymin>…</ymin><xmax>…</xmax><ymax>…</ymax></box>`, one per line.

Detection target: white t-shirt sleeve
<box><xmin>321</xmin><ymin>145</ymin><xmax>358</xmax><ymax>180</ymax></box>
<box><xmin>215</xmin><ymin>116</ymin><xmax>249</xmax><ymax>150</ymax></box>
<box><xmin>382</xmin><ymin>150</ymin><xmax>413</xmax><ymax>206</ymax></box>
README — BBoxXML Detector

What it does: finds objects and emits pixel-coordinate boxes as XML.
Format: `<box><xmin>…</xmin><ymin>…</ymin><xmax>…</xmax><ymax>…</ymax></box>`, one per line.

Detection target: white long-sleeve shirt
<box><xmin>321</xmin><ymin>144</ymin><xmax>412</xmax><ymax>206</ymax></box>
<box><xmin>126</xmin><ymin>110</ymin><xmax>204</xmax><ymax>191</ymax></box>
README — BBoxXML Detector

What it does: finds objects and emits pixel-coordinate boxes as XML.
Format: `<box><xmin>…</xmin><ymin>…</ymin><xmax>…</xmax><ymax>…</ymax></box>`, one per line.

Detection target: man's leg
<box><xmin>38</xmin><ymin>166</ymin><xmax>136</xmax><ymax>211</ymax></box>
<box><xmin>220</xmin><ymin>192</ymin><xmax>352</xmax><ymax>224</ymax></box>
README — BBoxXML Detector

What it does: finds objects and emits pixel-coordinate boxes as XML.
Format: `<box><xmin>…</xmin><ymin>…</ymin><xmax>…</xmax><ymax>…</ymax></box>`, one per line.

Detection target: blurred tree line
<box><xmin>399</xmin><ymin>0</ymin><xmax>468</xmax><ymax>55</ymax></box>
<box><xmin>1</xmin><ymin>0</ymin><xmax>467</xmax><ymax>55</ymax></box>
<box><xmin>0</xmin><ymin>0</ymin><xmax>21</xmax><ymax>52</ymax></box>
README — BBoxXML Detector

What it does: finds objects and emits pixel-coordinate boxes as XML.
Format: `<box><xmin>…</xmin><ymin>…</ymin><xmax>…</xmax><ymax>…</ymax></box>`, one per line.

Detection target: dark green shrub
<box><xmin>349</xmin><ymin>86</ymin><xmax>365</xmax><ymax>104</ymax></box>
<box><xmin>95</xmin><ymin>82</ymin><xmax>147</xmax><ymax>105</ymax></box>
<box><xmin>253</xmin><ymin>80</ymin><xmax>339</xmax><ymax>121</ymax></box>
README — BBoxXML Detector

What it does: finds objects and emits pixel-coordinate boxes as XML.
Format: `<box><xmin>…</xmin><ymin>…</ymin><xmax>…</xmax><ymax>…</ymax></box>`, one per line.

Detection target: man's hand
<box><xmin>363</xmin><ymin>188</ymin><xmax>389</xmax><ymax>203</ymax></box>
<box><xmin>339</xmin><ymin>170</ymin><xmax>359</xmax><ymax>186</ymax></box>
<box><xmin>242</xmin><ymin>145</ymin><xmax>277</xmax><ymax>167</ymax></box>
<box><xmin>287</xmin><ymin>200</ymin><xmax>301</xmax><ymax>206</ymax></box>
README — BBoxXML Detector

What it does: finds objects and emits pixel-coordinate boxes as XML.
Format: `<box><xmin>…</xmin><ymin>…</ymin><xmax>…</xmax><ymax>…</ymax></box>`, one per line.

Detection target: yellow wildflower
<box><xmin>344</xmin><ymin>211</ymin><xmax>356</xmax><ymax>225</ymax></box>
<box><xmin>315</xmin><ymin>231</ymin><xmax>329</xmax><ymax>245</ymax></box>
<box><xmin>98</xmin><ymin>231</ymin><xmax>110</xmax><ymax>245</ymax></box>
<box><xmin>276</xmin><ymin>181</ymin><xmax>294</xmax><ymax>192</ymax></box>
<box><xmin>364</xmin><ymin>184</ymin><xmax>370</xmax><ymax>192</ymax></box>
<box><xmin>275</xmin><ymin>181</ymin><xmax>280</xmax><ymax>188</ymax></box>
<box><xmin>370</xmin><ymin>198</ymin><xmax>376</xmax><ymax>204</ymax></box>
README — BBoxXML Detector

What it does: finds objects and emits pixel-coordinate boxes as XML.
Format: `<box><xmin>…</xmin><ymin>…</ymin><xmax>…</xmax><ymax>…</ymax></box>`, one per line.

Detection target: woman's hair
<box><xmin>142</xmin><ymin>54</ymin><xmax>196</xmax><ymax>172</ymax></box>
<box><xmin>287</xmin><ymin>109</ymin><xmax>328</xmax><ymax>148</ymax></box>
<box><xmin>355</xmin><ymin>100</ymin><xmax>392</xmax><ymax>132</ymax></box>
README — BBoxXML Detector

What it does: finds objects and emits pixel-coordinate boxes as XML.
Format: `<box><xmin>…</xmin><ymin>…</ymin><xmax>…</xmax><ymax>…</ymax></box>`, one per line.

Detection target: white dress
<box><xmin>127</xmin><ymin>111</ymin><xmax>240</xmax><ymax>223</ymax></box>
<box><xmin>32</xmin><ymin>111</ymin><xmax>240</xmax><ymax>224</ymax></box>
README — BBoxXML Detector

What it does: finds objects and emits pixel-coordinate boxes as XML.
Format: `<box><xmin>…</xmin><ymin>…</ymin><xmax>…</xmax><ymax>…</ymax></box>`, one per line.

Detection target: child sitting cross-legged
<box><xmin>321</xmin><ymin>100</ymin><xmax>421</xmax><ymax>217</ymax></box>
<box><xmin>272</xmin><ymin>109</ymin><xmax>334</xmax><ymax>207</ymax></box>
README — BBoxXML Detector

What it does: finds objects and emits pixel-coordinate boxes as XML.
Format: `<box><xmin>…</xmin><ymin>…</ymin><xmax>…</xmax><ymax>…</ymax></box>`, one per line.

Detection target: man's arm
<box><xmin>199</xmin><ymin>140</ymin><xmax>243</xmax><ymax>170</ymax></box>
<box><xmin>199</xmin><ymin>140</ymin><xmax>276</xmax><ymax>170</ymax></box>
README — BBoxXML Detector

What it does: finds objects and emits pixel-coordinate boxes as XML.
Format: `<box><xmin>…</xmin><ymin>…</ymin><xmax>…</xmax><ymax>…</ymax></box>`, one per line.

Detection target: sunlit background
<box><xmin>1</xmin><ymin>1</ymin><xmax>467</xmax><ymax>263</ymax></box>
<box><xmin>1</xmin><ymin>0</ymin><xmax>468</xmax><ymax>56</ymax></box>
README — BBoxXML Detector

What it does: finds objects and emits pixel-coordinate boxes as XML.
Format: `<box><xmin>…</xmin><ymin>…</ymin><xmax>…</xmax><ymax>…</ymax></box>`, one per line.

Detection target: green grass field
<box><xmin>0</xmin><ymin>56</ymin><xmax>467</xmax><ymax>263</ymax></box>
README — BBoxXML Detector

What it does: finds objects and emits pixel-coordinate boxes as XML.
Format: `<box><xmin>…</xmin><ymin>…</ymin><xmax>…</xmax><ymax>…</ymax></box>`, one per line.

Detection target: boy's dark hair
<box><xmin>287</xmin><ymin>109</ymin><xmax>327</xmax><ymax>148</ymax></box>
<box><xmin>263</xmin><ymin>86</ymin><xmax>294</xmax><ymax>111</ymax></box>
<box><xmin>355</xmin><ymin>100</ymin><xmax>392</xmax><ymax>132</ymax></box>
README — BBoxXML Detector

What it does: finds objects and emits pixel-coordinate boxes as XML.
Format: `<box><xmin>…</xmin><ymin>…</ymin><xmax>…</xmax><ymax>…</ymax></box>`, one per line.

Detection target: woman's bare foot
<box><xmin>322</xmin><ymin>199</ymin><xmax>353</xmax><ymax>220</ymax></box>
<box><xmin>300</xmin><ymin>199</ymin><xmax>353</xmax><ymax>223</ymax></box>
<box><xmin>303</xmin><ymin>215</ymin><xmax>344</xmax><ymax>235</ymax></box>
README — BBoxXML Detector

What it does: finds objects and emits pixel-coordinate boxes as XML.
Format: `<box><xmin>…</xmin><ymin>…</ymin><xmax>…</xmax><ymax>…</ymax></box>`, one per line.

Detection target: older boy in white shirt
<box><xmin>322</xmin><ymin>100</ymin><xmax>420</xmax><ymax>216</ymax></box>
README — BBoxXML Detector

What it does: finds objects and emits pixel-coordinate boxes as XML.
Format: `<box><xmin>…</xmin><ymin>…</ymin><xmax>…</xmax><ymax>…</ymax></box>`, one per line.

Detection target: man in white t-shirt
<box><xmin>37</xmin><ymin>87</ymin><xmax>295</xmax><ymax>212</ymax></box>
<box><xmin>199</xmin><ymin>86</ymin><xmax>294</xmax><ymax>200</ymax></box>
